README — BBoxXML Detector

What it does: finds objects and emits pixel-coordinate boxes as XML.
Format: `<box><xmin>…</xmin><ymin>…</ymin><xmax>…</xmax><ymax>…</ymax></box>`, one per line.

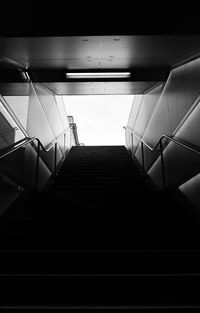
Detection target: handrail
<box><xmin>0</xmin><ymin>137</ymin><xmax>35</xmax><ymax>160</ymax></box>
<box><xmin>125</xmin><ymin>126</ymin><xmax>200</xmax><ymax>155</ymax></box>
<box><xmin>0</xmin><ymin>128</ymin><xmax>69</xmax><ymax>191</ymax></box>
<box><xmin>69</xmin><ymin>122</ymin><xmax>79</xmax><ymax>146</ymax></box>
<box><xmin>0</xmin><ymin>137</ymin><xmax>28</xmax><ymax>156</ymax></box>
<box><xmin>44</xmin><ymin>127</ymin><xmax>70</xmax><ymax>152</ymax></box>
<box><xmin>124</xmin><ymin>126</ymin><xmax>200</xmax><ymax>189</ymax></box>
<box><xmin>0</xmin><ymin>126</ymin><xmax>70</xmax><ymax>159</ymax></box>
<box><xmin>125</xmin><ymin>126</ymin><xmax>156</xmax><ymax>151</ymax></box>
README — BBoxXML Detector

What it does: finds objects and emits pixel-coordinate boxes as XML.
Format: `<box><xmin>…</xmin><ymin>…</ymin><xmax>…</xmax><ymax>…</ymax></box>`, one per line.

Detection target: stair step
<box><xmin>0</xmin><ymin>275</ymin><xmax>200</xmax><ymax>303</ymax></box>
<box><xmin>0</xmin><ymin>231</ymin><xmax>200</xmax><ymax>248</ymax></box>
<box><xmin>51</xmin><ymin>181</ymin><xmax>146</xmax><ymax>187</ymax></box>
<box><xmin>0</xmin><ymin>145</ymin><xmax>199</xmax><ymax>309</ymax></box>
<box><xmin>0</xmin><ymin>250</ymin><xmax>200</xmax><ymax>274</ymax></box>
<box><xmin>0</xmin><ymin>296</ymin><xmax>200</xmax><ymax>309</ymax></box>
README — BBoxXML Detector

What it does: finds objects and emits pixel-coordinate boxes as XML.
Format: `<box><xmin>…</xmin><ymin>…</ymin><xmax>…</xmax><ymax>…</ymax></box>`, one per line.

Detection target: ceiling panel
<box><xmin>0</xmin><ymin>83</ymin><xmax>30</xmax><ymax>96</ymax></box>
<box><xmin>0</xmin><ymin>36</ymin><xmax>200</xmax><ymax>95</ymax></box>
<box><xmin>0</xmin><ymin>36</ymin><xmax>200</xmax><ymax>71</ymax></box>
<box><xmin>41</xmin><ymin>82</ymin><xmax>156</xmax><ymax>95</ymax></box>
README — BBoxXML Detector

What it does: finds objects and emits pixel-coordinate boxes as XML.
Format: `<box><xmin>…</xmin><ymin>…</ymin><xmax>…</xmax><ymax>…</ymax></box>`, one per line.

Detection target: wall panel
<box><xmin>27</xmin><ymin>83</ymin><xmax>54</xmax><ymax>147</ymax></box>
<box><xmin>4</xmin><ymin>96</ymin><xmax>29</xmax><ymax>130</ymax></box>
<box><xmin>126</xmin><ymin>95</ymin><xmax>143</xmax><ymax>151</ymax></box>
<box><xmin>179</xmin><ymin>174</ymin><xmax>200</xmax><ymax>209</ymax></box>
<box><xmin>141</xmin><ymin>58</ymin><xmax>200</xmax><ymax>171</ymax></box>
<box><xmin>127</xmin><ymin>95</ymin><xmax>143</xmax><ymax>129</ymax></box>
<box><xmin>134</xmin><ymin>84</ymin><xmax>163</xmax><ymax>137</ymax></box>
<box><xmin>149</xmin><ymin>96</ymin><xmax>200</xmax><ymax>204</ymax></box>
<box><xmin>148</xmin><ymin>142</ymin><xmax>200</xmax><ymax>190</ymax></box>
<box><xmin>23</xmin><ymin>144</ymin><xmax>51</xmax><ymax>191</ymax></box>
<box><xmin>134</xmin><ymin>84</ymin><xmax>163</xmax><ymax>162</ymax></box>
<box><xmin>34</xmin><ymin>84</ymin><xmax>64</xmax><ymax>138</ymax></box>
<box><xmin>55</xmin><ymin>95</ymin><xmax>68</xmax><ymax>129</ymax></box>
<box><xmin>0</xmin><ymin>98</ymin><xmax>24</xmax><ymax>148</ymax></box>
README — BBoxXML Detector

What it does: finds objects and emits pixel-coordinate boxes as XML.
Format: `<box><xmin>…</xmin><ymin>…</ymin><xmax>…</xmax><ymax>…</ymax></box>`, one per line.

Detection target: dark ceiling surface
<box><xmin>1</xmin><ymin>36</ymin><xmax>200</xmax><ymax>70</ymax></box>
<box><xmin>0</xmin><ymin>35</ymin><xmax>200</xmax><ymax>95</ymax></box>
<box><xmin>0</xmin><ymin>1</ymin><xmax>199</xmax><ymax>37</ymax></box>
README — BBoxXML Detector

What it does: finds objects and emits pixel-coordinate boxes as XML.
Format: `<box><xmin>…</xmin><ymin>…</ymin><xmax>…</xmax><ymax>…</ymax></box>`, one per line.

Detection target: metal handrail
<box><xmin>0</xmin><ymin>128</ymin><xmax>69</xmax><ymax>190</ymax></box>
<box><xmin>0</xmin><ymin>137</ymin><xmax>28</xmax><ymax>157</ymax></box>
<box><xmin>44</xmin><ymin>128</ymin><xmax>70</xmax><ymax>152</ymax></box>
<box><xmin>124</xmin><ymin>126</ymin><xmax>200</xmax><ymax>189</ymax></box>
<box><xmin>0</xmin><ymin>137</ymin><xmax>35</xmax><ymax>160</ymax></box>
<box><xmin>69</xmin><ymin>122</ymin><xmax>79</xmax><ymax>146</ymax></box>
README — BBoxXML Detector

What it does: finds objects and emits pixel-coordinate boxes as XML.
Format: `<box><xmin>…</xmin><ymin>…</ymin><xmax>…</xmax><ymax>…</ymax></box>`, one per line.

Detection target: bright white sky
<box><xmin>63</xmin><ymin>95</ymin><xmax>134</xmax><ymax>146</ymax></box>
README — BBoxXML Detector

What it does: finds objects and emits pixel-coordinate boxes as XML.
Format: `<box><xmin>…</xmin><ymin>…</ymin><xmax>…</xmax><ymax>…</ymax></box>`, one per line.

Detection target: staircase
<box><xmin>0</xmin><ymin>145</ymin><xmax>200</xmax><ymax>310</ymax></box>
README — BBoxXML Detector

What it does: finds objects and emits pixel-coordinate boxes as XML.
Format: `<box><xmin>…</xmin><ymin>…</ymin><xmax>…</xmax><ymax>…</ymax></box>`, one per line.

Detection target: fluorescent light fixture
<box><xmin>66</xmin><ymin>72</ymin><xmax>131</xmax><ymax>79</ymax></box>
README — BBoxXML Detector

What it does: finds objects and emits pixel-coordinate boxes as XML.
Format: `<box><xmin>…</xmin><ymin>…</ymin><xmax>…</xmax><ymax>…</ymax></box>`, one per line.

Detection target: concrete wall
<box><xmin>0</xmin><ymin>84</ymin><xmax>70</xmax><ymax>193</ymax></box>
<box><xmin>126</xmin><ymin>57</ymin><xmax>200</xmax><ymax>208</ymax></box>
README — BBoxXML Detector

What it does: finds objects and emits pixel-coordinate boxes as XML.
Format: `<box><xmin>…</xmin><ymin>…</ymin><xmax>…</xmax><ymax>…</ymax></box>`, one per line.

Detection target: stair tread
<box><xmin>0</xmin><ymin>145</ymin><xmax>199</xmax><ymax>307</ymax></box>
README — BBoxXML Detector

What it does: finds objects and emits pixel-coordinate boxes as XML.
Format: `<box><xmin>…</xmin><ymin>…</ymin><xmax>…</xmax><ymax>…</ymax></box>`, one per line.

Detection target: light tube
<box><xmin>66</xmin><ymin>72</ymin><xmax>131</xmax><ymax>79</ymax></box>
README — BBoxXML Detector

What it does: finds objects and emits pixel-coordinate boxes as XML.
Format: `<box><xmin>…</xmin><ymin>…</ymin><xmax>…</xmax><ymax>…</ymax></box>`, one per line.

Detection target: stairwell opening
<box><xmin>62</xmin><ymin>95</ymin><xmax>134</xmax><ymax>146</ymax></box>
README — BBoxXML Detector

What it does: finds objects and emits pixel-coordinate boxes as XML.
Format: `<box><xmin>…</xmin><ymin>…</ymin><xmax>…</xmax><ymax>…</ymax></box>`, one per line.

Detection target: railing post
<box><xmin>35</xmin><ymin>140</ymin><xmax>40</xmax><ymax>191</ymax></box>
<box><xmin>64</xmin><ymin>133</ymin><xmax>66</xmax><ymax>156</ymax></box>
<box><xmin>159</xmin><ymin>139</ymin><xmax>166</xmax><ymax>190</ymax></box>
<box><xmin>69</xmin><ymin>126</ymin><xmax>72</xmax><ymax>148</ymax></box>
<box><xmin>131</xmin><ymin>133</ymin><xmax>134</xmax><ymax>156</ymax></box>
<box><xmin>54</xmin><ymin>142</ymin><xmax>57</xmax><ymax>175</ymax></box>
<box><xmin>141</xmin><ymin>141</ymin><xmax>145</xmax><ymax>176</ymax></box>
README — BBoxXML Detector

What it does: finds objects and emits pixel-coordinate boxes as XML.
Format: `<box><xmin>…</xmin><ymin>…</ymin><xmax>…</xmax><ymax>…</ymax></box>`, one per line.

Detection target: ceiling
<box><xmin>0</xmin><ymin>35</ymin><xmax>200</xmax><ymax>95</ymax></box>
